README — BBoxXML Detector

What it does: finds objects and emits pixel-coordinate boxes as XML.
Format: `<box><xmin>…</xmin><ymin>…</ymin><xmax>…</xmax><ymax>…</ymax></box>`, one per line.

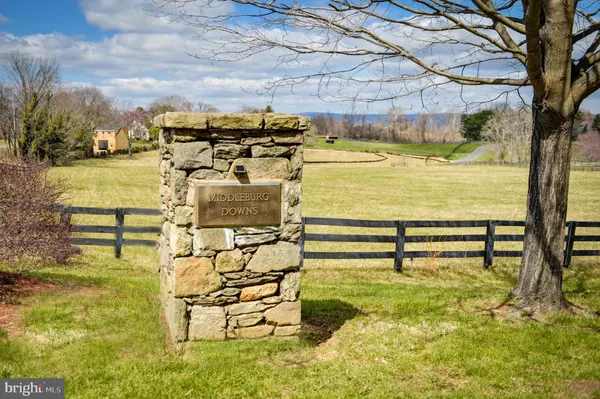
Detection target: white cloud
<box><xmin>0</xmin><ymin>0</ymin><xmax>599</xmax><ymax>113</ymax></box>
<box><xmin>0</xmin><ymin>13</ymin><xmax>8</xmax><ymax>24</ymax></box>
<box><xmin>80</xmin><ymin>0</ymin><xmax>233</xmax><ymax>33</ymax></box>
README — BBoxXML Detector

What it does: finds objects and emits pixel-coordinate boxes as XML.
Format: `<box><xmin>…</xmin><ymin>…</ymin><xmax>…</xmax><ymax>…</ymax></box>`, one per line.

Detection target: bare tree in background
<box><xmin>121</xmin><ymin>107</ymin><xmax>147</xmax><ymax>157</ymax></box>
<box><xmin>0</xmin><ymin>83</ymin><xmax>12</xmax><ymax>143</ymax></box>
<box><xmin>52</xmin><ymin>86</ymin><xmax>116</xmax><ymax>156</ymax></box>
<box><xmin>197</xmin><ymin>101</ymin><xmax>219</xmax><ymax>113</ymax></box>
<box><xmin>157</xmin><ymin>0</ymin><xmax>600</xmax><ymax>312</ymax></box>
<box><xmin>483</xmin><ymin>108</ymin><xmax>532</xmax><ymax>163</ymax></box>
<box><xmin>577</xmin><ymin>131</ymin><xmax>600</xmax><ymax>161</ymax></box>
<box><xmin>149</xmin><ymin>95</ymin><xmax>194</xmax><ymax>113</ymax></box>
<box><xmin>3</xmin><ymin>52</ymin><xmax>60</xmax><ymax>156</ymax></box>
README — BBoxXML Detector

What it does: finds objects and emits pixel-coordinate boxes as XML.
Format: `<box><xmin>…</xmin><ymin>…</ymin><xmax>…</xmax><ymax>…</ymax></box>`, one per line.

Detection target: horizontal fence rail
<box><xmin>54</xmin><ymin>205</ymin><xmax>161</xmax><ymax>258</ymax></box>
<box><xmin>300</xmin><ymin>217</ymin><xmax>600</xmax><ymax>272</ymax></box>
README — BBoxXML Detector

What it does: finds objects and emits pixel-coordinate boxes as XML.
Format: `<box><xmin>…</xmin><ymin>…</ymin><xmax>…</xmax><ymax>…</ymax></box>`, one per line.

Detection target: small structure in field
<box><xmin>93</xmin><ymin>126</ymin><xmax>129</xmax><ymax>154</ymax></box>
<box><xmin>324</xmin><ymin>134</ymin><xmax>338</xmax><ymax>144</ymax></box>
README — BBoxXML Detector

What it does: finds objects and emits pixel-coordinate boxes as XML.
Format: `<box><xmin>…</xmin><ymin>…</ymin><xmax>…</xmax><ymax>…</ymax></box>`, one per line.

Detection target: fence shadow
<box><xmin>300</xmin><ymin>299</ymin><xmax>362</xmax><ymax>345</ymax></box>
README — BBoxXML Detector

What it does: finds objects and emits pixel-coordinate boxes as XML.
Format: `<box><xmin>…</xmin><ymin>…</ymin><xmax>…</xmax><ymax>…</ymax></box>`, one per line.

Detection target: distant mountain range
<box><xmin>298</xmin><ymin>112</ymin><xmax>414</xmax><ymax>124</ymax></box>
<box><xmin>298</xmin><ymin>112</ymin><xmax>455</xmax><ymax>126</ymax></box>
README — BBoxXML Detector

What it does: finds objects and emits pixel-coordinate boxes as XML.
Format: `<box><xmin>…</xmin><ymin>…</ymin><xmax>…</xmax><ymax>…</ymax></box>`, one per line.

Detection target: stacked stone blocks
<box><xmin>156</xmin><ymin>112</ymin><xmax>307</xmax><ymax>341</ymax></box>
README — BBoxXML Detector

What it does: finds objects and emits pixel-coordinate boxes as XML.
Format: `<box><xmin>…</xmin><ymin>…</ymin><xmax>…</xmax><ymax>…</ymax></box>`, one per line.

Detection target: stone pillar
<box><xmin>156</xmin><ymin>112</ymin><xmax>308</xmax><ymax>341</ymax></box>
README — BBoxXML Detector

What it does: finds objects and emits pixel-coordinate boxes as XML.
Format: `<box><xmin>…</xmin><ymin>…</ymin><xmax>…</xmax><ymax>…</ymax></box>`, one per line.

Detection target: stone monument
<box><xmin>155</xmin><ymin>112</ymin><xmax>307</xmax><ymax>341</ymax></box>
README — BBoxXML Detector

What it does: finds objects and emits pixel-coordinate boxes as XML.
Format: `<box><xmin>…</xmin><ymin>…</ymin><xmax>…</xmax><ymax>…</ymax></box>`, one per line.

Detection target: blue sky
<box><xmin>1</xmin><ymin>1</ymin><xmax>100</xmax><ymax>38</ymax></box>
<box><xmin>1</xmin><ymin>1</ymin><xmax>599</xmax><ymax>114</ymax></box>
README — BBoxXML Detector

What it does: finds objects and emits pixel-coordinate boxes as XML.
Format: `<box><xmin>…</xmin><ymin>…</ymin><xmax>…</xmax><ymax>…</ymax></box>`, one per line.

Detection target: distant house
<box><xmin>93</xmin><ymin>127</ymin><xmax>129</xmax><ymax>154</ymax></box>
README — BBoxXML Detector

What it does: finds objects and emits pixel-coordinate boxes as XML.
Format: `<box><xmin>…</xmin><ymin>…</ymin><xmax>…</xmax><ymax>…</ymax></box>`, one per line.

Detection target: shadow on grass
<box><xmin>300</xmin><ymin>299</ymin><xmax>361</xmax><ymax>346</ymax></box>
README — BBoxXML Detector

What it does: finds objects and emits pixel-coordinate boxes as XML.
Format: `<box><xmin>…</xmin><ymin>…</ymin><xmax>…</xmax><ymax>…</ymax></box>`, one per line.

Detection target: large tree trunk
<box><xmin>513</xmin><ymin>103</ymin><xmax>573</xmax><ymax>312</ymax></box>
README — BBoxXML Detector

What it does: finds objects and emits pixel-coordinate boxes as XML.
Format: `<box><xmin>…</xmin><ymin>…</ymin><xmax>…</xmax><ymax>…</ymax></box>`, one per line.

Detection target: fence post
<box><xmin>115</xmin><ymin>208</ymin><xmax>125</xmax><ymax>258</ymax></box>
<box><xmin>484</xmin><ymin>220</ymin><xmax>496</xmax><ymax>269</ymax></box>
<box><xmin>300</xmin><ymin>217</ymin><xmax>306</xmax><ymax>268</ymax></box>
<box><xmin>59</xmin><ymin>205</ymin><xmax>72</xmax><ymax>230</ymax></box>
<box><xmin>57</xmin><ymin>205</ymin><xmax>73</xmax><ymax>263</ymax></box>
<box><xmin>564</xmin><ymin>221</ymin><xmax>576</xmax><ymax>268</ymax></box>
<box><xmin>394</xmin><ymin>221</ymin><xmax>406</xmax><ymax>272</ymax></box>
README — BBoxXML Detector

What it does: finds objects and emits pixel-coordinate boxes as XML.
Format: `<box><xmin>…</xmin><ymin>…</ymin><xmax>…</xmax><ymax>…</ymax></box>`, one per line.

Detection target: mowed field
<box><xmin>1</xmin><ymin>150</ymin><xmax>600</xmax><ymax>398</ymax></box>
<box><xmin>306</xmin><ymin>137</ymin><xmax>483</xmax><ymax>160</ymax></box>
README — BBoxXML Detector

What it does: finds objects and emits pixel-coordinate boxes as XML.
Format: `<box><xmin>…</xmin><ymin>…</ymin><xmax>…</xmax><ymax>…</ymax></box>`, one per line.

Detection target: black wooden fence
<box><xmin>300</xmin><ymin>217</ymin><xmax>600</xmax><ymax>272</ymax></box>
<box><xmin>54</xmin><ymin>205</ymin><xmax>161</xmax><ymax>258</ymax></box>
<box><xmin>55</xmin><ymin>206</ymin><xmax>600</xmax><ymax>268</ymax></box>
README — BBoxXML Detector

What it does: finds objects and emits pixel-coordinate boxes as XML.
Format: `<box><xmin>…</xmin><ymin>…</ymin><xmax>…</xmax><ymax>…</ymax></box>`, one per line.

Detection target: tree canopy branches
<box><xmin>153</xmin><ymin>0</ymin><xmax>600</xmax><ymax>109</ymax></box>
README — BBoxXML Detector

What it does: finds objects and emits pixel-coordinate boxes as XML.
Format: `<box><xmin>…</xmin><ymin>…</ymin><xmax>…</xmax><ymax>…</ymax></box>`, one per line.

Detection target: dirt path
<box><xmin>451</xmin><ymin>144</ymin><xmax>497</xmax><ymax>163</ymax></box>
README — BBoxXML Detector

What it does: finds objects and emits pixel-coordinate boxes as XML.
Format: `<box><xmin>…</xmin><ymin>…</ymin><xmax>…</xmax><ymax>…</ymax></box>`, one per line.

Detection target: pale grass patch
<box><xmin>25</xmin><ymin>329</ymin><xmax>87</xmax><ymax>347</ymax></box>
<box><xmin>304</xmin><ymin>149</ymin><xmax>383</xmax><ymax>163</ymax></box>
<box><xmin>311</xmin><ymin>316</ymin><xmax>460</xmax><ymax>364</ymax></box>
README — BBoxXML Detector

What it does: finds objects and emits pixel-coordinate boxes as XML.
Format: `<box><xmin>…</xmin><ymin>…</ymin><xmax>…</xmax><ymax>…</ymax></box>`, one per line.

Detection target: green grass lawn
<box><xmin>1</xmin><ymin>151</ymin><xmax>600</xmax><ymax>398</ymax></box>
<box><xmin>132</xmin><ymin>139</ymin><xmax>155</xmax><ymax>150</ymax></box>
<box><xmin>306</xmin><ymin>137</ymin><xmax>483</xmax><ymax>160</ymax></box>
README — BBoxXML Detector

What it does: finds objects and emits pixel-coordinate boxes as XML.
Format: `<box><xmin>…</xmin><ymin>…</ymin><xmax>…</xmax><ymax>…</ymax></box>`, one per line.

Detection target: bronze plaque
<box><xmin>195</xmin><ymin>182</ymin><xmax>281</xmax><ymax>227</ymax></box>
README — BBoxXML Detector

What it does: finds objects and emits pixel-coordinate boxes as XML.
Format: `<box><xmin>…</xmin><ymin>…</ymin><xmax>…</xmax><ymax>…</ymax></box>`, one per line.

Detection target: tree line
<box><xmin>0</xmin><ymin>52</ymin><xmax>223</xmax><ymax>165</ymax></box>
<box><xmin>463</xmin><ymin>108</ymin><xmax>600</xmax><ymax>163</ymax></box>
<box><xmin>310</xmin><ymin>106</ymin><xmax>600</xmax><ymax>163</ymax></box>
<box><xmin>310</xmin><ymin>109</ymin><xmax>463</xmax><ymax>144</ymax></box>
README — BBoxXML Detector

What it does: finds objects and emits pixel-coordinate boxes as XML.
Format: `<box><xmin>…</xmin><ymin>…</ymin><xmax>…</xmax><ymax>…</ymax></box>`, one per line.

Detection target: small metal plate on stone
<box><xmin>195</xmin><ymin>182</ymin><xmax>281</xmax><ymax>227</ymax></box>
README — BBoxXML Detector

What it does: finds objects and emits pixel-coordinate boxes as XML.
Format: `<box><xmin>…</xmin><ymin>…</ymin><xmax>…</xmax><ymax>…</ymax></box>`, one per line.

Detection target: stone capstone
<box><xmin>188</xmin><ymin>306</ymin><xmax>226</xmax><ymax>341</ymax></box>
<box><xmin>173</xmin><ymin>142</ymin><xmax>213</xmax><ymax>170</ymax></box>
<box><xmin>208</xmin><ymin>113</ymin><xmax>264</xmax><ymax>130</ymax></box>
<box><xmin>264</xmin><ymin>114</ymin><xmax>300</xmax><ymax>130</ymax></box>
<box><xmin>194</xmin><ymin>228</ymin><xmax>234</xmax><ymax>251</ymax></box>
<box><xmin>175</xmin><ymin>257</ymin><xmax>223</xmax><ymax>297</ymax></box>
<box><xmin>240</xmin><ymin>282</ymin><xmax>278</xmax><ymax>302</ymax></box>
<box><xmin>215</xmin><ymin>249</ymin><xmax>245</xmax><ymax>273</ymax></box>
<box><xmin>298</xmin><ymin>116</ymin><xmax>310</xmax><ymax>131</ymax></box>
<box><xmin>246</xmin><ymin>241</ymin><xmax>301</xmax><ymax>273</ymax></box>
<box><xmin>264</xmin><ymin>301</ymin><xmax>301</xmax><ymax>326</ymax></box>
<box><xmin>227</xmin><ymin>158</ymin><xmax>291</xmax><ymax>180</ymax></box>
<box><xmin>154</xmin><ymin>112</ymin><xmax>209</xmax><ymax>129</ymax></box>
